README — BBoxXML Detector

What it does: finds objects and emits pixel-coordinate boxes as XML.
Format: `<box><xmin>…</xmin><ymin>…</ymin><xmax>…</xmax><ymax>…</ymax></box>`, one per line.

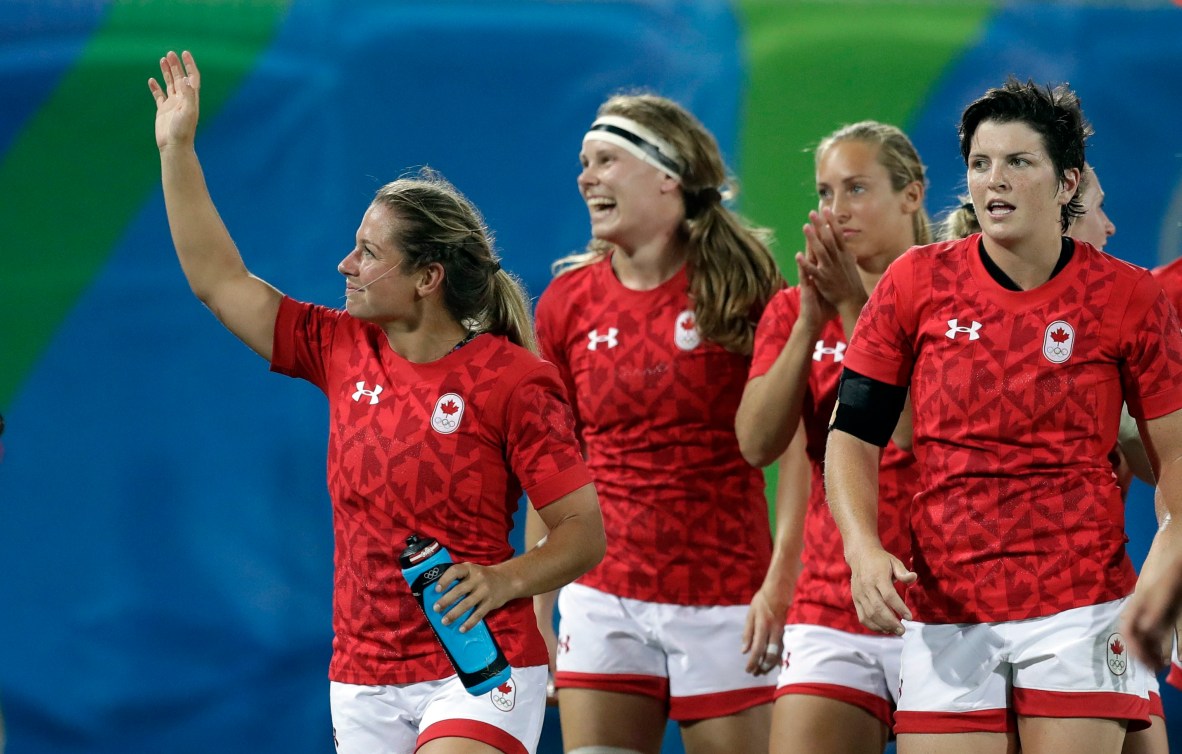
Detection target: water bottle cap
<box><xmin>399</xmin><ymin>534</ymin><xmax>441</xmax><ymax>567</ymax></box>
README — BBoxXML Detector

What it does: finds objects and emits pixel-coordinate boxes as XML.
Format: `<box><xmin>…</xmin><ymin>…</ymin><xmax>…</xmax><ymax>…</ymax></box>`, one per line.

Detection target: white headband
<box><xmin>583</xmin><ymin>115</ymin><xmax>683</xmax><ymax>179</ymax></box>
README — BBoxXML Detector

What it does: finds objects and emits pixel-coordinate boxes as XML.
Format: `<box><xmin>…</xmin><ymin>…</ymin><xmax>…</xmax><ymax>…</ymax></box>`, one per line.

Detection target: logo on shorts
<box><xmin>490</xmin><ymin>678</ymin><xmax>516</xmax><ymax>711</ymax></box>
<box><xmin>557</xmin><ymin>634</ymin><xmax>571</xmax><ymax>655</ymax></box>
<box><xmin>1106</xmin><ymin>633</ymin><xmax>1127</xmax><ymax>676</ymax></box>
<box><xmin>431</xmin><ymin>393</ymin><xmax>465</xmax><ymax>434</ymax></box>
<box><xmin>674</xmin><ymin>310</ymin><xmax>701</xmax><ymax>351</ymax></box>
<box><xmin>1043</xmin><ymin>320</ymin><xmax>1075</xmax><ymax>364</ymax></box>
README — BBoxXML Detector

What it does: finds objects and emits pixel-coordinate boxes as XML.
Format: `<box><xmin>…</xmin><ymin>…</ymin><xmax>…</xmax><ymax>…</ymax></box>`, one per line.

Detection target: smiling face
<box><xmin>337</xmin><ymin>202</ymin><xmax>412</xmax><ymax>323</ymax></box>
<box><xmin>1069</xmin><ymin>168</ymin><xmax>1116</xmax><ymax>250</ymax></box>
<box><xmin>815</xmin><ymin>139</ymin><xmax>921</xmax><ymax>268</ymax></box>
<box><xmin>967</xmin><ymin>119</ymin><xmax>1079</xmax><ymax>250</ymax></box>
<box><xmin>576</xmin><ymin>139</ymin><xmax>683</xmax><ymax>250</ymax></box>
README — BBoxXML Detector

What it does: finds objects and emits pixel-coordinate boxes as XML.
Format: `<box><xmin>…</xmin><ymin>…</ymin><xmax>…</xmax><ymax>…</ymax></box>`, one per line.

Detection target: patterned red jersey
<box><xmin>749</xmin><ymin>287</ymin><xmax>918</xmax><ymax>634</ymax></box>
<box><xmin>534</xmin><ymin>258</ymin><xmax>771</xmax><ymax>605</ymax></box>
<box><xmin>270</xmin><ymin>297</ymin><xmax>593</xmax><ymax>685</ymax></box>
<box><xmin>1152</xmin><ymin>256</ymin><xmax>1182</xmax><ymax>316</ymax></box>
<box><xmin>844</xmin><ymin>236</ymin><xmax>1182</xmax><ymax>624</ymax></box>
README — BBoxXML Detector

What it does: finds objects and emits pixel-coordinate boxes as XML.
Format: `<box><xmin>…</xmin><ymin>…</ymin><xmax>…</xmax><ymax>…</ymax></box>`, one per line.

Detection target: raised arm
<box><xmin>149</xmin><ymin>50</ymin><xmax>282</xmax><ymax>360</ymax></box>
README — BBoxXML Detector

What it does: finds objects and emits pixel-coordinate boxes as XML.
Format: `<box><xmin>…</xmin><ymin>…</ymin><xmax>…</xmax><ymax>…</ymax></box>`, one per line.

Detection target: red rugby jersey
<box><xmin>270</xmin><ymin>297</ymin><xmax>592</xmax><ymax>685</ymax></box>
<box><xmin>1152</xmin><ymin>256</ymin><xmax>1182</xmax><ymax>316</ymax></box>
<box><xmin>844</xmin><ymin>236</ymin><xmax>1182</xmax><ymax>623</ymax></box>
<box><xmin>535</xmin><ymin>258</ymin><xmax>771</xmax><ymax>605</ymax></box>
<box><xmin>749</xmin><ymin>287</ymin><xmax>918</xmax><ymax>634</ymax></box>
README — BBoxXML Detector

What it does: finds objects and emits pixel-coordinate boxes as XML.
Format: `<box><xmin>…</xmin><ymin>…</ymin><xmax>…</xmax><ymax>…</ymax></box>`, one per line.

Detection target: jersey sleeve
<box><xmin>503</xmin><ymin>362</ymin><xmax>594</xmax><ymax>509</ymax></box>
<box><xmin>842</xmin><ymin>253</ymin><xmax>917</xmax><ymax>387</ymax></box>
<box><xmin>535</xmin><ymin>280</ymin><xmax>583</xmax><ymax>439</ymax></box>
<box><xmin>748</xmin><ymin>288</ymin><xmax>800</xmax><ymax>380</ymax></box>
<box><xmin>1119</xmin><ymin>275</ymin><xmax>1182</xmax><ymax>420</ymax></box>
<box><xmin>269</xmin><ymin>296</ymin><xmax>340</xmax><ymax>392</ymax></box>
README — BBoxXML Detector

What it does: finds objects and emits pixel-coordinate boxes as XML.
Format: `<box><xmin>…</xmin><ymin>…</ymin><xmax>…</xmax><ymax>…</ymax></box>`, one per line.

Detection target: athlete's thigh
<box><xmin>1122</xmin><ymin>717</ymin><xmax>1168</xmax><ymax>754</ymax></box>
<box><xmin>898</xmin><ymin>732</ymin><xmax>1016</xmax><ymax>754</ymax></box>
<box><xmin>678</xmin><ymin>703</ymin><xmax>770</xmax><ymax>754</ymax></box>
<box><xmin>556</xmin><ymin>688</ymin><xmax>667</xmax><ymax>754</ymax></box>
<box><xmin>1016</xmin><ymin>716</ymin><xmax>1125</xmax><ymax>754</ymax></box>
<box><xmin>770</xmin><ymin>693</ymin><xmax>887</xmax><ymax>754</ymax></box>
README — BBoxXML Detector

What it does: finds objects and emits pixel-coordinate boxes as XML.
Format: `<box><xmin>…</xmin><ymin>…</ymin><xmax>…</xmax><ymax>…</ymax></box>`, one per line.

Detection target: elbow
<box><xmin>737</xmin><ymin>434</ymin><xmax>779</xmax><ymax>468</ymax></box>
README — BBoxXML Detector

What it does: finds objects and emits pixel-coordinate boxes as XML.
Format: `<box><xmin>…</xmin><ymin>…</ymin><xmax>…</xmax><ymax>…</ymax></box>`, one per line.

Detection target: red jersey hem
<box><xmin>911</xmin><ymin>586</ymin><xmax>1132</xmax><ymax>625</ymax></box>
<box><xmin>775</xmin><ymin>682</ymin><xmax>892</xmax><ymax>726</ymax></box>
<box><xmin>574</xmin><ymin>574</ymin><xmax>759</xmax><ymax>606</ymax></box>
<box><xmin>417</xmin><ymin>719</ymin><xmax>527</xmax><ymax>754</ymax></box>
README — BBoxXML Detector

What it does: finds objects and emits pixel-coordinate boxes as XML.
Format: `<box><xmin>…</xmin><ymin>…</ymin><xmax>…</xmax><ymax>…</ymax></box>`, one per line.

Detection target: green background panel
<box><xmin>0</xmin><ymin>0</ymin><xmax>290</xmax><ymax>406</ymax></box>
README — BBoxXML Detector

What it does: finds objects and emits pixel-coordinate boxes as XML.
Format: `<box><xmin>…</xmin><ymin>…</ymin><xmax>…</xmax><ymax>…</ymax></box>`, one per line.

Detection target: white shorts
<box><xmin>554</xmin><ymin>582</ymin><xmax>776</xmax><ymax>721</ymax></box>
<box><xmin>774</xmin><ymin>623</ymin><xmax>902</xmax><ymax>727</ymax></box>
<box><xmin>330</xmin><ymin>666</ymin><xmax>547</xmax><ymax>754</ymax></box>
<box><xmin>895</xmin><ymin>598</ymin><xmax>1150</xmax><ymax>735</ymax></box>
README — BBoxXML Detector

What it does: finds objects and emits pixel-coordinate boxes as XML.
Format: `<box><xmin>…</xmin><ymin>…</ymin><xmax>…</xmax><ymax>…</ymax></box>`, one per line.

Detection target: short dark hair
<box><xmin>958</xmin><ymin>78</ymin><xmax>1093</xmax><ymax>232</ymax></box>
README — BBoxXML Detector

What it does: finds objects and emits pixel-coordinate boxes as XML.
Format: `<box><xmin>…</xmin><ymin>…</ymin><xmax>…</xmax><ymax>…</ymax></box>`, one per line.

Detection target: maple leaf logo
<box><xmin>1050</xmin><ymin>327</ymin><xmax>1070</xmax><ymax>344</ymax></box>
<box><xmin>497</xmin><ymin>682</ymin><xmax>512</xmax><ymax>694</ymax></box>
<box><xmin>680</xmin><ymin>316</ymin><xmax>695</xmax><ymax>330</ymax></box>
<box><xmin>440</xmin><ymin>400</ymin><xmax>459</xmax><ymax>415</ymax></box>
<box><xmin>1110</xmin><ymin>638</ymin><xmax>1124</xmax><ymax>655</ymax></box>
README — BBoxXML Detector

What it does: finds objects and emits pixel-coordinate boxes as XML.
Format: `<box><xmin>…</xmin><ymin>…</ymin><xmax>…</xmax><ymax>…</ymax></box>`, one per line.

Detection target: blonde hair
<box><xmin>939</xmin><ymin>197</ymin><xmax>980</xmax><ymax>241</ymax></box>
<box><xmin>555</xmin><ymin>94</ymin><xmax>780</xmax><ymax>354</ymax></box>
<box><xmin>374</xmin><ymin>170</ymin><xmax>537</xmax><ymax>353</ymax></box>
<box><xmin>816</xmin><ymin>121</ymin><xmax>932</xmax><ymax>246</ymax></box>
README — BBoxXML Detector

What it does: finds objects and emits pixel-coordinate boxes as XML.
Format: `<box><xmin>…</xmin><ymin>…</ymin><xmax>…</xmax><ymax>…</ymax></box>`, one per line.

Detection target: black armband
<box><xmin>829</xmin><ymin>367</ymin><xmax>907</xmax><ymax>448</ymax></box>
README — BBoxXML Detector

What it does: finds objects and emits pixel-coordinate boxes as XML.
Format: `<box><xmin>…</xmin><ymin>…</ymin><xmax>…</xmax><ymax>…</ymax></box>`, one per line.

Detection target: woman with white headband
<box><xmin>530</xmin><ymin>94</ymin><xmax>782</xmax><ymax>753</ymax></box>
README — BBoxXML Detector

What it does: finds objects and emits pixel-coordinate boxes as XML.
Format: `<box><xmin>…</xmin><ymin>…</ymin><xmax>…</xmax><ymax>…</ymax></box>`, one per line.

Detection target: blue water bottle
<box><xmin>400</xmin><ymin>534</ymin><xmax>511</xmax><ymax>695</ymax></box>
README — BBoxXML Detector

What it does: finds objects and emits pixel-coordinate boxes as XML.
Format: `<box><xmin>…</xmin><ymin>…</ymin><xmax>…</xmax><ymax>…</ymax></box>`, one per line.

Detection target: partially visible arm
<box><xmin>891</xmin><ymin>395</ymin><xmax>914</xmax><ymax>452</ymax></box>
<box><xmin>436</xmin><ymin>484</ymin><xmax>604</xmax><ymax>632</ymax></box>
<box><xmin>151</xmin><ymin>50</ymin><xmax>282</xmax><ymax>360</ymax></box>
<box><xmin>742</xmin><ymin>423</ymin><xmax>808</xmax><ymax>674</ymax></box>
<box><xmin>825</xmin><ymin>429</ymin><xmax>915</xmax><ymax>635</ymax></box>
<box><xmin>1119</xmin><ymin>405</ymin><xmax>1156</xmax><ymax>487</ymax></box>
<box><xmin>525</xmin><ymin>505</ymin><xmax>561</xmax><ymax>678</ymax></box>
<box><xmin>736</xmin><ymin>264</ymin><xmax>830</xmax><ymax>468</ymax></box>
<box><xmin>1122</xmin><ymin>409</ymin><xmax>1182</xmax><ymax>667</ymax></box>
<box><xmin>735</xmin><ymin>323</ymin><xmax>817</xmax><ymax>468</ymax></box>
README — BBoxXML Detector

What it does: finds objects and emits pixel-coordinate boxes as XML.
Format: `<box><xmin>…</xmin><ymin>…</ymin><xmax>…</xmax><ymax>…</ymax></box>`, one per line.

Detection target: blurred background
<box><xmin>2</xmin><ymin>1</ymin><xmax>1181</xmax><ymax>751</ymax></box>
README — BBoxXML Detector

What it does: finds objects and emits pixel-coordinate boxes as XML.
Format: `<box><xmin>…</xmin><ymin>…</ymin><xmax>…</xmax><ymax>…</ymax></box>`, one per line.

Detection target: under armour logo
<box><xmin>588</xmin><ymin>328</ymin><xmax>619</xmax><ymax>350</ymax></box>
<box><xmin>352</xmin><ymin>381</ymin><xmax>383</xmax><ymax>404</ymax></box>
<box><xmin>813</xmin><ymin>340</ymin><xmax>846</xmax><ymax>362</ymax></box>
<box><xmin>945</xmin><ymin>319</ymin><xmax>982</xmax><ymax>340</ymax></box>
<box><xmin>557</xmin><ymin>635</ymin><xmax>571</xmax><ymax>654</ymax></box>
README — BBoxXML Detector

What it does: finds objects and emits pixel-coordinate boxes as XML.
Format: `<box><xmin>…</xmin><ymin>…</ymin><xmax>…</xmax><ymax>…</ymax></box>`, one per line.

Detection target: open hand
<box><xmin>148</xmin><ymin>50</ymin><xmax>201</xmax><ymax>151</ymax></box>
